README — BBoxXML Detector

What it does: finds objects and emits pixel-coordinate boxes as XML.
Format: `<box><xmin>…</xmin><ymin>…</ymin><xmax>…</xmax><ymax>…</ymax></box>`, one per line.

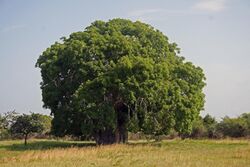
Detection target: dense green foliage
<box><xmin>190</xmin><ymin>113</ymin><xmax>250</xmax><ymax>138</ymax></box>
<box><xmin>36</xmin><ymin>18</ymin><xmax>206</xmax><ymax>144</ymax></box>
<box><xmin>36</xmin><ymin>114</ymin><xmax>52</xmax><ymax>135</ymax></box>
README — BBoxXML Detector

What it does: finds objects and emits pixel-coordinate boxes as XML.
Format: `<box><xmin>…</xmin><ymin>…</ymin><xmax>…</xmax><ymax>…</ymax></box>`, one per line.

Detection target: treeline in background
<box><xmin>190</xmin><ymin>113</ymin><xmax>250</xmax><ymax>139</ymax></box>
<box><xmin>1</xmin><ymin>111</ymin><xmax>250</xmax><ymax>142</ymax></box>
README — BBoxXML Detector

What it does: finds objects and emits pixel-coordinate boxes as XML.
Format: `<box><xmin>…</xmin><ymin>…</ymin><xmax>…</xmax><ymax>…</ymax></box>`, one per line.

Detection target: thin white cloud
<box><xmin>128</xmin><ymin>9</ymin><xmax>163</xmax><ymax>17</ymax></box>
<box><xmin>128</xmin><ymin>8</ymin><xmax>194</xmax><ymax>17</ymax></box>
<box><xmin>128</xmin><ymin>1</ymin><xmax>228</xmax><ymax>22</ymax></box>
<box><xmin>193</xmin><ymin>0</ymin><xmax>227</xmax><ymax>12</ymax></box>
<box><xmin>128</xmin><ymin>8</ymin><xmax>196</xmax><ymax>22</ymax></box>
<box><xmin>0</xmin><ymin>24</ymin><xmax>26</xmax><ymax>33</ymax></box>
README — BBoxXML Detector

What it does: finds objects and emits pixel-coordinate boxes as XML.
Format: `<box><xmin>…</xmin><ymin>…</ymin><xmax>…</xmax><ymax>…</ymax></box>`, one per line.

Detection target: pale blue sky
<box><xmin>0</xmin><ymin>0</ymin><xmax>250</xmax><ymax>118</ymax></box>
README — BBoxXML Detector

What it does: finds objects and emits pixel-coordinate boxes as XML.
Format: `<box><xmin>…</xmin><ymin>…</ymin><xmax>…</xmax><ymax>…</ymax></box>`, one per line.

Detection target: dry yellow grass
<box><xmin>0</xmin><ymin>139</ymin><xmax>250</xmax><ymax>167</ymax></box>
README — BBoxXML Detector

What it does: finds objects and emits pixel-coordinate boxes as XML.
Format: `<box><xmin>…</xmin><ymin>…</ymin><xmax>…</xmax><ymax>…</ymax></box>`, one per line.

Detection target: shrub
<box><xmin>216</xmin><ymin>116</ymin><xmax>248</xmax><ymax>138</ymax></box>
<box><xmin>190</xmin><ymin>117</ymin><xmax>207</xmax><ymax>138</ymax></box>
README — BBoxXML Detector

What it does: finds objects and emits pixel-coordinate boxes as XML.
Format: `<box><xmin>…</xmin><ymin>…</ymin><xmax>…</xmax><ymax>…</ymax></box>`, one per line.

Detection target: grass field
<box><xmin>0</xmin><ymin>139</ymin><xmax>250</xmax><ymax>167</ymax></box>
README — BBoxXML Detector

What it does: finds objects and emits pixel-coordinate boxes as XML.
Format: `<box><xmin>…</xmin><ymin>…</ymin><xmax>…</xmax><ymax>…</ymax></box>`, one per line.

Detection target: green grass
<box><xmin>0</xmin><ymin>139</ymin><xmax>250</xmax><ymax>167</ymax></box>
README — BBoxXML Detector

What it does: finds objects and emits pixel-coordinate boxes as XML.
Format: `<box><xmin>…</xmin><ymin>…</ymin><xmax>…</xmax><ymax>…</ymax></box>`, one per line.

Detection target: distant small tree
<box><xmin>240</xmin><ymin>113</ymin><xmax>250</xmax><ymax>136</ymax></box>
<box><xmin>0</xmin><ymin>110</ymin><xmax>19</xmax><ymax>129</ymax></box>
<box><xmin>0</xmin><ymin>115</ymin><xmax>8</xmax><ymax>139</ymax></box>
<box><xmin>203</xmin><ymin>114</ymin><xmax>217</xmax><ymax>138</ymax></box>
<box><xmin>0</xmin><ymin>110</ymin><xmax>19</xmax><ymax>140</ymax></box>
<box><xmin>10</xmin><ymin>113</ymin><xmax>44</xmax><ymax>145</ymax></box>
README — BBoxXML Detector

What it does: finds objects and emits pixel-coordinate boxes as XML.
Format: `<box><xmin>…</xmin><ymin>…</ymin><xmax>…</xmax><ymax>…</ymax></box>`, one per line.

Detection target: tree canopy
<box><xmin>10</xmin><ymin>113</ymin><xmax>46</xmax><ymax>145</ymax></box>
<box><xmin>36</xmin><ymin>18</ymin><xmax>206</xmax><ymax>144</ymax></box>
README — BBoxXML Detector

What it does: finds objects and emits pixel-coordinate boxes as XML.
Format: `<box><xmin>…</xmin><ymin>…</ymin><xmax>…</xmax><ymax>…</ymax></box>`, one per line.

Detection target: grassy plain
<box><xmin>0</xmin><ymin>139</ymin><xmax>250</xmax><ymax>167</ymax></box>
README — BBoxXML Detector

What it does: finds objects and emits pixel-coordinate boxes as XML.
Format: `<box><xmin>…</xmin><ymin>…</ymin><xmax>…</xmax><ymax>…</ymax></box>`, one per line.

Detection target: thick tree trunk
<box><xmin>95</xmin><ymin>102</ymin><xmax>129</xmax><ymax>145</ymax></box>
<box><xmin>24</xmin><ymin>133</ymin><xmax>28</xmax><ymax>145</ymax></box>
<box><xmin>95</xmin><ymin>129</ymin><xmax>116</xmax><ymax>145</ymax></box>
<box><xmin>115</xmin><ymin>102</ymin><xmax>128</xmax><ymax>144</ymax></box>
<box><xmin>115</xmin><ymin>125</ymin><xmax>128</xmax><ymax>143</ymax></box>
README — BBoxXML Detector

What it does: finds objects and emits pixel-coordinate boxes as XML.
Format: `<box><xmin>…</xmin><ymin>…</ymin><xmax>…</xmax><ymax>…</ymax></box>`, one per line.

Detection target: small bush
<box><xmin>190</xmin><ymin>118</ymin><xmax>207</xmax><ymax>138</ymax></box>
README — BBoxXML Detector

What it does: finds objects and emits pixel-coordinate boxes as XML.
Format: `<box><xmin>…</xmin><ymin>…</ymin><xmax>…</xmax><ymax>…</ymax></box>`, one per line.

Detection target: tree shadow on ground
<box><xmin>0</xmin><ymin>140</ymin><xmax>96</xmax><ymax>151</ymax></box>
<box><xmin>0</xmin><ymin>139</ymin><xmax>166</xmax><ymax>152</ymax></box>
<box><xmin>128</xmin><ymin>140</ymin><xmax>162</xmax><ymax>147</ymax></box>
